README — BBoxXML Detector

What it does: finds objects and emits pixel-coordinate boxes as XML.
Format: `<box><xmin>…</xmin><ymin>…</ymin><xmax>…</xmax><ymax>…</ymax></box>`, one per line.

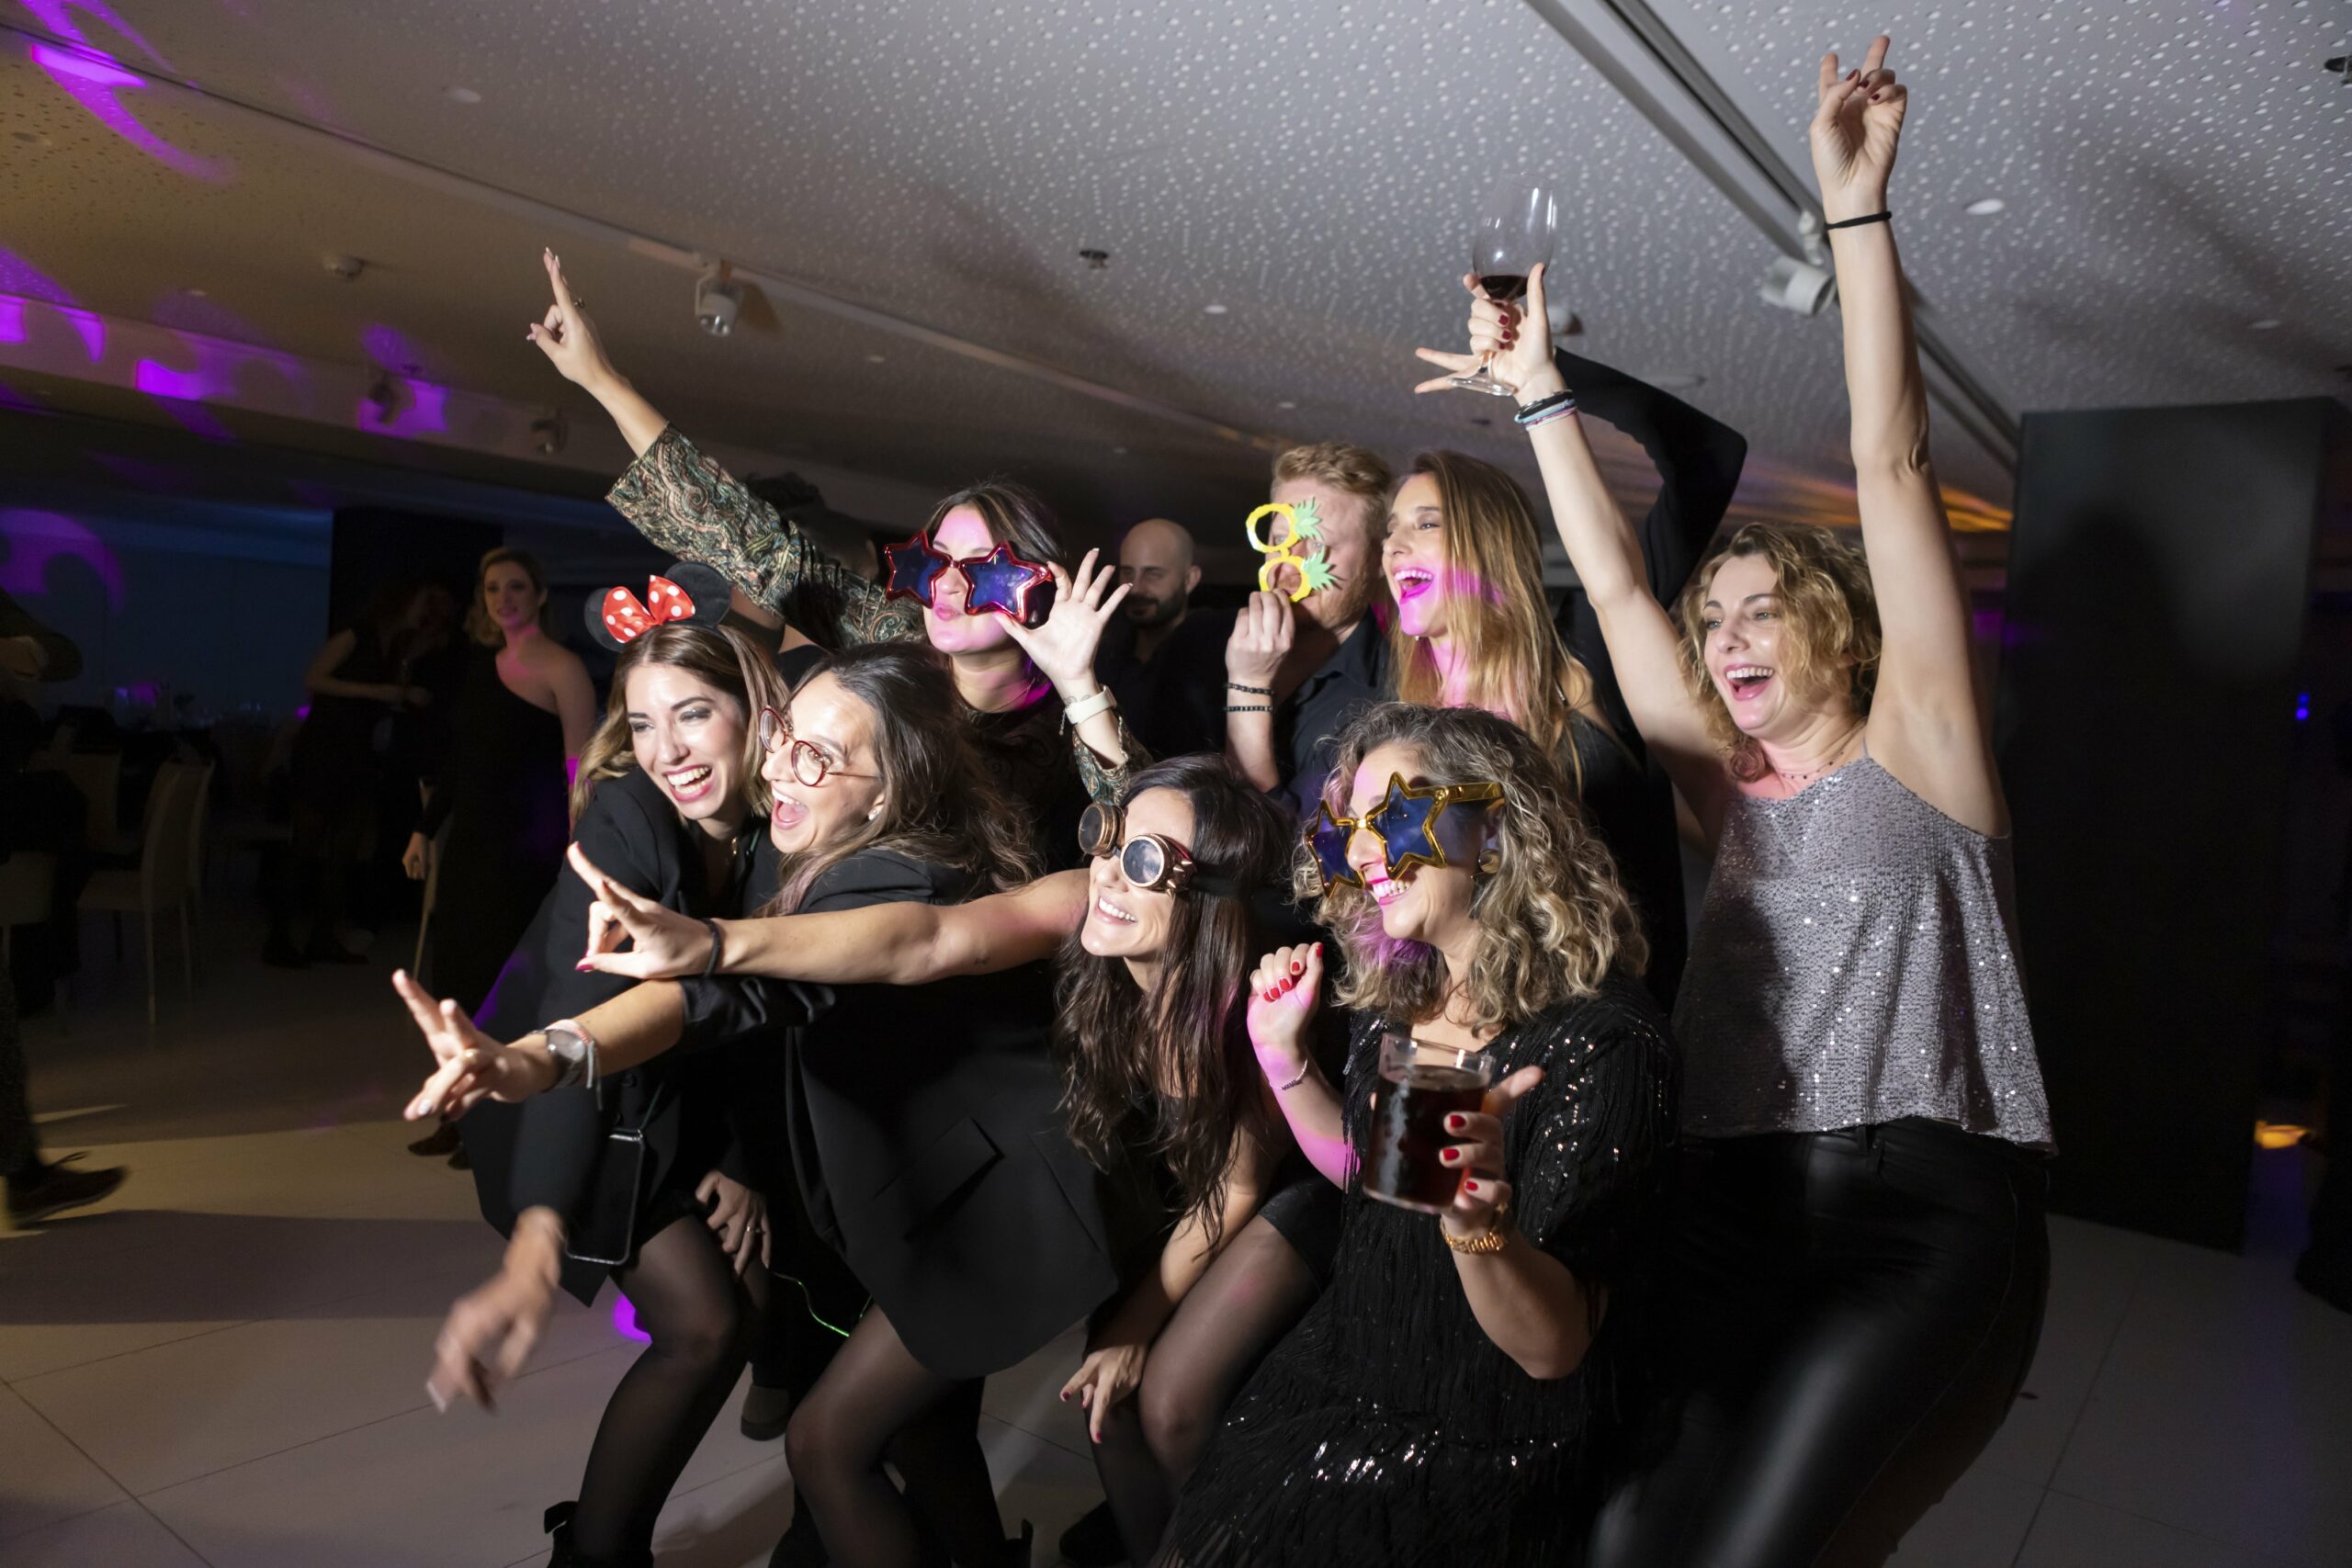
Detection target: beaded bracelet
<box><xmin>1226</xmin><ymin>681</ymin><xmax>1272</xmax><ymax>695</ymax></box>
<box><xmin>1227</xmin><ymin>703</ymin><xmax>1272</xmax><ymax>714</ymax></box>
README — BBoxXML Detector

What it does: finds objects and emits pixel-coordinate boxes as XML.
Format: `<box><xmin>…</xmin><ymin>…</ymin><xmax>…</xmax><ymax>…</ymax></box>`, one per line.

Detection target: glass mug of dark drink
<box><xmin>1364</xmin><ymin>1028</ymin><xmax>1498</xmax><ymax>1213</ymax></box>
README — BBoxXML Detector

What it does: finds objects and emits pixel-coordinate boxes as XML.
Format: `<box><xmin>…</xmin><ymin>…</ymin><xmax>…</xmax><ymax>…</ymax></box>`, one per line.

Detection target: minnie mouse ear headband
<box><xmin>584</xmin><ymin>560</ymin><xmax>734</xmax><ymax>651</ymax></box>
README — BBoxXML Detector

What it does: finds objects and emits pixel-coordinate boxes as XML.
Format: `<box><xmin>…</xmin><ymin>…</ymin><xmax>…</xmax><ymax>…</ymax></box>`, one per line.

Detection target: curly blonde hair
<box><xmin>1675</xmin><ymin>522</ymin><xmax>1881</xmax><ymax>782</ymax></box>
<box><xmin>1303</xmin><ymin>704</ymin><xmax>1645</xmax><ymax>1033</ymax></box>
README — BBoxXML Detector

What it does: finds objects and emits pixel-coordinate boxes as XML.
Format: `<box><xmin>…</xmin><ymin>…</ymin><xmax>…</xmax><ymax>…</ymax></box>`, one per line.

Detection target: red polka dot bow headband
<box><xmin>582</xmin><ymin>560</ymin><xmax>732</xmax><ymax>651</ymax></box>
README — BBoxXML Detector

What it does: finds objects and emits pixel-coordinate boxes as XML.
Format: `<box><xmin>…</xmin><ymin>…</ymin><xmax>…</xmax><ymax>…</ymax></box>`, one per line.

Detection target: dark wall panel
<box><xmin>1995</xmin><ymin>399</ymin><xmax>2336</xmax><ymax>1249</ymax></box>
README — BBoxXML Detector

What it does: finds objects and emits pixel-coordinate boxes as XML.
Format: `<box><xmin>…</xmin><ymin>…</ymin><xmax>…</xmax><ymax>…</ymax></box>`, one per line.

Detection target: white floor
<box><xmin>3</xmin><ymin>914</ymin><xmax>2347</xmax><ymax>1568</ymax></box>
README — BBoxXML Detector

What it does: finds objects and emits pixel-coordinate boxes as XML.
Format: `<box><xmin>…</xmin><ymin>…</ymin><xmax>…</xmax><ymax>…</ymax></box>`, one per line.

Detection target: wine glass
<box><xmin>1448</xmin><ymin>183</ymin><xmax>1558</xmax><ymax>397</ymax></box>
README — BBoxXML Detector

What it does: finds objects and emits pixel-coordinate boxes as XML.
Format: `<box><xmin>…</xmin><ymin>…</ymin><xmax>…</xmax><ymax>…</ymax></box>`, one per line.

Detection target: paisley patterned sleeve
<box><xmin>605</xmin><ymin>425</ymin><xmax>922</xmax><ymax>648</ymax></box>
<box><xmin>1070</xmin><ymin>714</ymin><xmax>1147</xmax><ymax>807</ymax></box>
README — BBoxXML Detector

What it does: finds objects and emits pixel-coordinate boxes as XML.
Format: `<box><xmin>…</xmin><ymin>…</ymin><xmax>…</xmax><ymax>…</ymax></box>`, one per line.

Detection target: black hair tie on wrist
<box><xmin>1824</xmin><ymin>210</ymin><xmax>1891</xmax><ymax>231</ymax></box>
<box><xmin>700</xmin><ymin>919</ymin><xmax>723</xmax><ymax>977</ymax></box>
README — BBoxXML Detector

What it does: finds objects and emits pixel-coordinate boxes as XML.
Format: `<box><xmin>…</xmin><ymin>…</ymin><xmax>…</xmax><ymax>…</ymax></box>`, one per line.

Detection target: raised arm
<box><xmin>524</xmin><ymin>249</ymin><xmax>920</xmax><ymax>648</ymax></box>
<box><xmin>1246</xmin><ymin>943</ymin><xmax>1351</xmax><ymax>1188</ymax></box>
<box><xmin>1418</xmin><ymin>269</ymin><xmax>1725</xmax><ymax>822</ymax></box>
<box><xmin>1548</xmin><ymin>349</ymin><xmax>1747</xmax><ymax>728</ymax></box>
<box><xmin>1811</xmin><ymin>37</ymin><xmax>2005</xmax><ymax>834</ymax></box>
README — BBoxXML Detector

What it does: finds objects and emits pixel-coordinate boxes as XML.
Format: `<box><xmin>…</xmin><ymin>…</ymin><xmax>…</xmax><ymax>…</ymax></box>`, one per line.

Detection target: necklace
<box><xmin>1771</xmin><ymin>725</ymin><xmax>1863</xmax><ymax>790</ymax></box>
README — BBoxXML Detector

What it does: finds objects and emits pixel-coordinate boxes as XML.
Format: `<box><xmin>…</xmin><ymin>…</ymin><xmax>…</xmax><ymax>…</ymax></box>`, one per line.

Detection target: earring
<box><xmin>1476</xmin><ymin>849</ymin><xmax>1500</xmax><ymax>875</ymax></box>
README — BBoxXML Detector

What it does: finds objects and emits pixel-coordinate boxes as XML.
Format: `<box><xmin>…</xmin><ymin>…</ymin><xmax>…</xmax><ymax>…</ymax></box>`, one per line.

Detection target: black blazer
<box><xmin>461</xmin><ymin>767</ymin><xmax>771</xmax><ymax>1304</ymax></box>
<box><xmin>682</xmin><ymin>848</ymin><xmax>1121</xmax><ymax>1379</ymax></box>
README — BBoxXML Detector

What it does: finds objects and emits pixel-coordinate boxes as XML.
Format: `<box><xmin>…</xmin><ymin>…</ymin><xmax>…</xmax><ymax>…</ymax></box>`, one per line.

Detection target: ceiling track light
<box><xmin>695</xmin><ymin>263</ymin><xmax>742</xmax><ymax>338</ymax></box>
<box><xmin>1759</xmin><ymin>255</ymin><xmax>1836</xmax><ymax>317</ymax></box>
<box><xmin>529</xmin><ymin>408</ymin><xmax>568</xmax><ymax>455</ymax></box>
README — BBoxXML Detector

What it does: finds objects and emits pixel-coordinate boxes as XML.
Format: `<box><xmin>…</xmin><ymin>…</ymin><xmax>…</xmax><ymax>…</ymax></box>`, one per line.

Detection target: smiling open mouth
<box><xmin>1365</xmin><ymin>873</ymin><xmax>1405</xmax><ymax>906</ymax></box>
<box><xmin>1724</xmin><ymin>664</ymin><xmax>1775</xmax><ymax>703</ymax></box>
<box><xmin>665</xmin><ymin>764</ymin><xmax>715</xmax><ymax>799</ymax></box>
<box><xmin>1092</xmin><ymin>896</ymin><xmax>1136</xmax><ymax>926</ymax></box>
<box><xmin>1392</xmin><ymin>567</ymin><xmax>1435</xmax><ymax>602</ymax></box>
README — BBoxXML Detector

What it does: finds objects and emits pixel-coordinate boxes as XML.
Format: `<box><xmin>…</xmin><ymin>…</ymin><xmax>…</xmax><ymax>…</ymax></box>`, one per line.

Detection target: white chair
<box><xmin>81</xmin><ymin>761</ymin><xmax>207</xmax><ymax>1027</ymax></box>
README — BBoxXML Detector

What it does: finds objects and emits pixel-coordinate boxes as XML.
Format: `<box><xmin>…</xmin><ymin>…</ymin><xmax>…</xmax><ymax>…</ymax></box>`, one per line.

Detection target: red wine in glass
<box><xmin>1363</xmin><ymin>1029</ymin><xmax>1498</xmax><ymax>1213</ymax></box>
<box><xmin>1451</xmin><ymin>185</ymin><xmax>1557</xmax><ymax>397</ymax></box>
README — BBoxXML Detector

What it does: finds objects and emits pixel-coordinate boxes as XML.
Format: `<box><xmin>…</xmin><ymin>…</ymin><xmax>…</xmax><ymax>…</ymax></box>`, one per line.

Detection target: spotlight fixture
<box><xmin>1079</xmin><ymin>248</ymin><xmax>1110</xmax><ymax>269</ymax></box>
<box><xmin>1759</xmin><ymin>255</ymin><xmax>1836</xmax><ymax>317</ymax></box>
<box><xmin>529</xmin><ymin>408</ymin><xmax>568</xmax><ymax>455</ymax></box>
<box><xmin>322</xmin><ymin>253</ymin><xmax>366</xmax><ymax>282</ymax></box>
<box><xmin>695</xmin><ymin>265</ymin><xmax>742</xmax><ymax>337</ymax></box>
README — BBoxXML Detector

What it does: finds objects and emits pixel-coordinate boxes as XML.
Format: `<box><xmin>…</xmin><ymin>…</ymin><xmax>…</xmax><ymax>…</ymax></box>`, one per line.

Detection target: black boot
<box><xmin>544</xmin><ymin>1501</ymin><xmax>652</xmax><ymax>1568</ymax></box>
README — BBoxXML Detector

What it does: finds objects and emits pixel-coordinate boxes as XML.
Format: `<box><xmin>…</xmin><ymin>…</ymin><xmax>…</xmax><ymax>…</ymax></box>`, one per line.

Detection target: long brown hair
<box><xmin>926</xmin><ymin>477</ymin><xmax>1066</xmax><ymax>565</ymax></box>
<box><xmin>1054</xmin><ymin>755</ymin><xmax>1294</xmax><ymax>1245</ymax></box>
<box><xmin>1306</xmin><ymin>703</ymin><xmax>1645</xmax><ymax>1033</ymax></box>
<box><xmin>764</xmin><ymin>644</ymin><xmax>1039</xmax><ymax>913</ymax></box>
<box><xmin>1674</xmin><ymin>522</ymin><xmax>1881</xmax><ymax>782</ymax></box>
<box><xmin>1386</xmin><ymin>451</ymin><xmax>1599</xmax><ymax>773</ymax></box>
<box><xmin>464</xmin><ymin>547</ymin><xmax>556</xmax><ymax>645</ymax></box>
<box><xmin>570</xmin><ymin>623</ymin><xmax>786</xmax><ymax>820</ymax></box>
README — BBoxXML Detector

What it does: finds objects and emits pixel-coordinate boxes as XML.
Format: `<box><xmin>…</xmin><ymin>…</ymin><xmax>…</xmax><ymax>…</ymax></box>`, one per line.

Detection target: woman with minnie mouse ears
<box><xmin>401</xmin><ymin>562</ymin><xmax>810</xmax><ymax>1568</ymax></box>
<box><xmin>525</xmin><ymin>247</ymin><xmax>1143</xmax><ymax>869</ymax></box>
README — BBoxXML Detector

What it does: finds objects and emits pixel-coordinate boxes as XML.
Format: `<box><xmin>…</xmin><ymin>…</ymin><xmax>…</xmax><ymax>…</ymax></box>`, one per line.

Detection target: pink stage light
<box><xmin>611</xmin><ymin>1296</ymin><xmax>652</xmax><ymax>1345</ymax></box>
<box><xmin>28</xmin><ymin>40</ymin><xmax>232</xmax><ymax>184</ymax></box>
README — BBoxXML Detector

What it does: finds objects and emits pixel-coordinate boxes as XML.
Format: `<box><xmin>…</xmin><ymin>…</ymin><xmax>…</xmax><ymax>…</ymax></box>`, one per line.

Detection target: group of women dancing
<box><xmin>395</xmin><ymin>38</ymin><xmax>2052</xmax><ymax>1568</ymax></box>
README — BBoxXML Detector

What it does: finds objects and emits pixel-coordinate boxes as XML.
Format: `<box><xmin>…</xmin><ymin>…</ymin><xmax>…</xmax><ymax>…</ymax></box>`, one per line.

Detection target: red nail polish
<box><xmin>1289</xmin><ymin>960</ymin><xmax>1304</xmax><ymax>976</ymax></box>
<box><xmin>1440</xmin><ymin>1148</ymin><xmax>1460</xmax><ymax>1165</ymax></box>
<box><xmin>1444</xmin><ymin>1113</ymin><xmax>1465</xmax><ymax>1131</ymax></box>
<box><xmin>1464</xmin><ymin>1179</ymin><xmax>1481</xmax><ymax>1194</ymax></box>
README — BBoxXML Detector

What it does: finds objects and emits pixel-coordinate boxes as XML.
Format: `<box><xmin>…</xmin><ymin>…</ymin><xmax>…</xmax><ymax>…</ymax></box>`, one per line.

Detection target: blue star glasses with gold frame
<box><xmin>1305</xmin><ymin>773</ymin><xmax>1505</xmax><ymax>893</ymax></box>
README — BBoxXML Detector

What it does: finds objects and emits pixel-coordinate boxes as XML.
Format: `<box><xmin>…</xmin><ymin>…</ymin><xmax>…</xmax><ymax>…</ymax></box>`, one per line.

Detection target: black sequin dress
<box><xmin>1154</xmin><ymin>976</ymin><xmax>1678</xmax><ymax>1568</ymax></box>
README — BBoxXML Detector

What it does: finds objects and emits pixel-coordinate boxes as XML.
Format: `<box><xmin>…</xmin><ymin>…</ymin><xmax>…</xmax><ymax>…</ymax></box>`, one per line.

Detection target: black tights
<box><xmin>1091</xmin><ymin>1214</ymin><xmax>1320</xmax><ymax>1561</ymax></box>
<box><xmin>786</xmin><ymin>1305</ymin><xmax>1004</xmax><ymax>1568</ymax></box>
<box><xmin>571</xmin><ymin>1211</ymin><xmax>767</xmax><ymax>1562</ymax></box>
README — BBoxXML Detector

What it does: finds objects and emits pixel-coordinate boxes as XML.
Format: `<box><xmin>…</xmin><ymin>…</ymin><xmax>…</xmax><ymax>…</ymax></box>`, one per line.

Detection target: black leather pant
<box><xmin>1592</xmin><ymin>1118</ymin><xmax>2050</xmax><ymax>1568</ymax></box>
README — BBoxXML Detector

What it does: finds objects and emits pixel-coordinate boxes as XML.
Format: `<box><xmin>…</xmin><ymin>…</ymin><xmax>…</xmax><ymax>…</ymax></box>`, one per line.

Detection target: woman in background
<box><xmin>404</xmin><ymin>548</ymin><xmax>593</xmax><ymax>1163</ymax></box>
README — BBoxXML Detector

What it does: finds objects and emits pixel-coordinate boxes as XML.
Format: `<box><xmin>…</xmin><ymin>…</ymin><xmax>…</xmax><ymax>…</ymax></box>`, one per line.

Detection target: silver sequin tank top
<box><xmin>1673</xmin><ymin>756</ymin><xmax>2053</xmax><ymax>1149</ymax></box>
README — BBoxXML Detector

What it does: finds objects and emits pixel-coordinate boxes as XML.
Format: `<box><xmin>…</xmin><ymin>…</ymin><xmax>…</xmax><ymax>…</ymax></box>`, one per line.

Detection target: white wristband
<box><xmin>1063</xmin><ymin>687</ymin><xmax>1116</xmax><ymax>727</ymax></box>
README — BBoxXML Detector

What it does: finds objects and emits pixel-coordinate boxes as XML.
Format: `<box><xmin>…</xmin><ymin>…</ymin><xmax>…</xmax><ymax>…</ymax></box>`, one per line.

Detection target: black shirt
<box><xmin>1096</xmin><ymin>606</ymin><xmax>1234</xmax><ymax>761</ymax></box>
<box><xmin>1272</xmin><ymin>615</ymin><xmax>1390</xmax><ymax>820</ymax></box>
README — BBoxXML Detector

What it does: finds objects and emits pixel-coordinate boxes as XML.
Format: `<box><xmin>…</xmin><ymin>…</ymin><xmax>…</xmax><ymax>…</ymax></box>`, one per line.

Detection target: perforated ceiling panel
<box><xmin>9</xmin><ymin>0</ymin><xmax>2332</xmax><ymax>556</ymax></box>
<box><xmin>1654</xmin><ymin>0</ymin><xmax>2352</xmax><ymax>415</ymax></box>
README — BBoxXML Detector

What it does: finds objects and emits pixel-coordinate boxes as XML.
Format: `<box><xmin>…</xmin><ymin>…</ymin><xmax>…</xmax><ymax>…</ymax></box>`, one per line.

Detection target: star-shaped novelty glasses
<box><xmin>1305</xmin><ymin>773</ymin><xmax>1506</xmax><ymax>892</ymax></box>
<box><xmin>882</xmin><ymin>536</ymin><xmax>1055</xmax><ymax>626</ymax></box>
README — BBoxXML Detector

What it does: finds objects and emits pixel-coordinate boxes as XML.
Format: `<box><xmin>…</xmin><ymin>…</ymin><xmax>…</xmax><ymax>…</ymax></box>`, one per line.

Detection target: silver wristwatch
<box><xmin>544</xmin><ymin>1025</ymin><xmax>595</xmax><ymax>1091</ymax></box>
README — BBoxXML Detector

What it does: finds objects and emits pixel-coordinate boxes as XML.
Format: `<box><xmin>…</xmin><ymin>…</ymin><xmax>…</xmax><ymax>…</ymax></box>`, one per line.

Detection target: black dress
<box><xmin>1563</xmin><ymin>712</ymin><xmax>1686</xmax><ymax>1011</ymax></box>
<box><xmin>461</xmin><ymin>767</ymin><xmax>769</xmax><ymax>1305</ymax></box>
<box><xmin>421</xmin><ymin>647</ymin><xmax>571</xmax><ymax>1013</ymax></box>
<box><xmin>1155</xmin><ymin>977</ymin><xmax>1678</xmax><ymax>1568</ymax></box>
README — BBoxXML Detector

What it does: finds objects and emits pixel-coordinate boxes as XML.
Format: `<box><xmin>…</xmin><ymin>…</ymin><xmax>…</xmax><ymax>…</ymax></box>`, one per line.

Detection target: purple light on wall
<box><xmin>360</xmin><ymin>323</ymin><xmax>433</xmax><ymax>375</ymax></box>
<box><xmin>17</xmin><ymin>0</ymin><xmax>171</xmax><ymax>66</ymax></box>
<box><xmin>0</xmin><ymin>508</ymin><xmax>125</xmax><ymax>607</ymax></box>
<box><xmin>0</xmin><ymin>248</ymin><xmax>104</xmax><ymax>359</ymax></box>
<box><xmin>612</xmin><ymin>1296</ymin><xmax>652</xmax><ymax>1345</ymax></box>
<box><xmin>356</xmin><ymin>377</ymin><xmax>448</xmax><ymax>438</ymax></box>
<box><xmin>2296</xmin><ymin>692</ymin><xmax>2311</xmax><ymax>723</ymax></box>
<box><xmin>28</xmin><ymin>41</ymin><xmax>232</xmax><ymax>184</ymax></box>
